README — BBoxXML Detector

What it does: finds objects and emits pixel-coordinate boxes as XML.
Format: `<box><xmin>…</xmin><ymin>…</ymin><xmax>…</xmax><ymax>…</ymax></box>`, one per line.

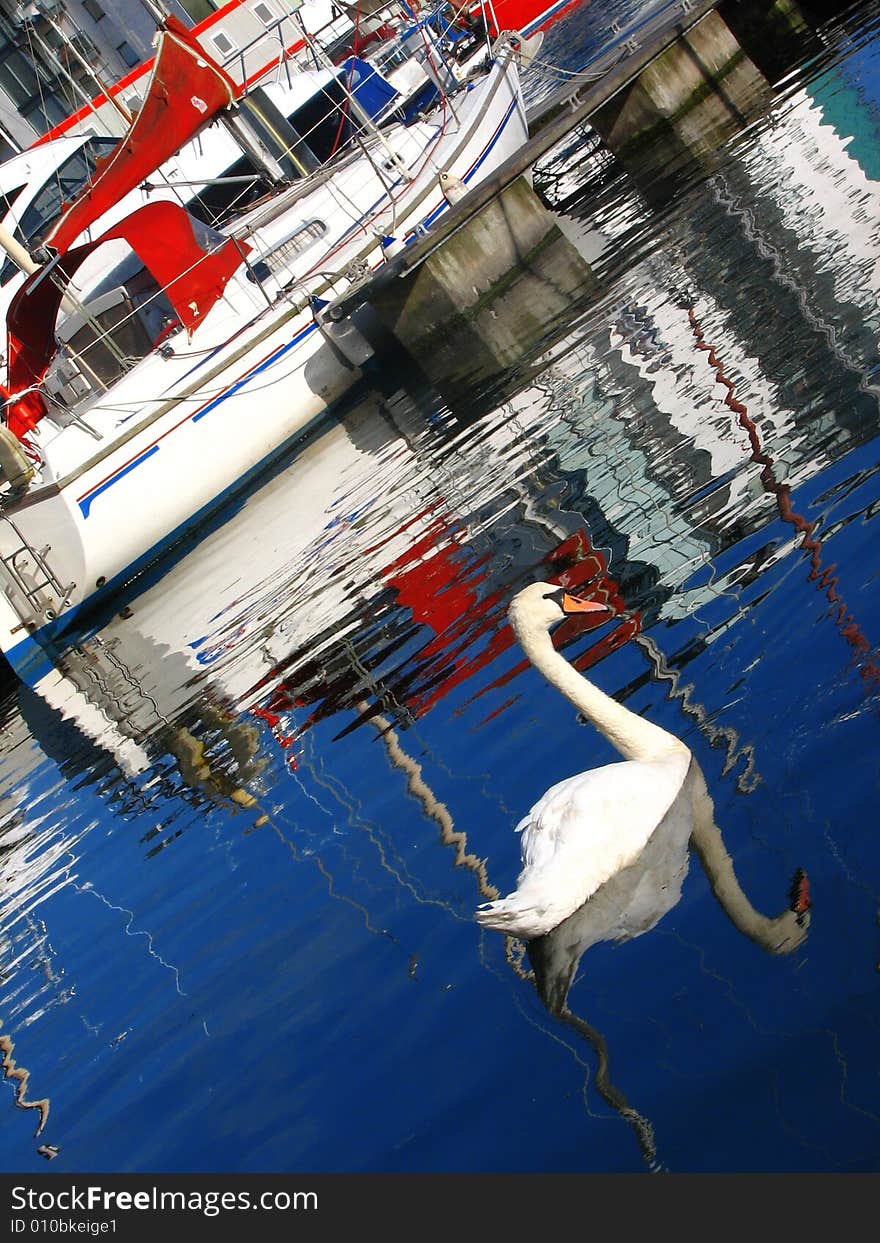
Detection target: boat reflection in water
<box><xmin>3</xmin><ymin>352</ymin><xmax>808</xmax><ymax>1165</ymax></box>
<box><xmin>4</xmin><ymin>195</ymin><xmax>636</xmax><ymax>830</ymax></box>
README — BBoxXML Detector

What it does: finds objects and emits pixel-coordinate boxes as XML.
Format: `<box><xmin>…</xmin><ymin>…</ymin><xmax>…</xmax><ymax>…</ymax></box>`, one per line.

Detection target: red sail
<box><xmin>43</xmin><ymin>15</ymin><xmax>241</xmax><ymax>256</ymax></box>
<box><xmin>5</xmin><ymin>201</ymin><xmax>250</xmax><ymax>437</ymax></box>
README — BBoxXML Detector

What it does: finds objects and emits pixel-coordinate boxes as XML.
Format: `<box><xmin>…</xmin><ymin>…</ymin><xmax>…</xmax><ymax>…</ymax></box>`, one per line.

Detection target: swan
<box><xmin>475</xmin><ymin>582</ymin><xmax>811</xmax><ymax>941</ymax></box>
<box><xmin>526</xmin><ymin>757</ymin><xmax>811</xmax><ymax>1012</ymax></box>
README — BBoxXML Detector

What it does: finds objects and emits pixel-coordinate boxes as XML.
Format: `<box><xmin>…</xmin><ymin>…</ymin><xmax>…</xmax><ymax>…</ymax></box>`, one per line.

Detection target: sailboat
<box><xmin>0</xmin><ymin>1</ymin><xmax>507</xmax><ymax>334</ymax></box>
<box><xmin>0</xmin><ymin>14</ymin><xmax>530</xmax><ymax>680</ymax></box>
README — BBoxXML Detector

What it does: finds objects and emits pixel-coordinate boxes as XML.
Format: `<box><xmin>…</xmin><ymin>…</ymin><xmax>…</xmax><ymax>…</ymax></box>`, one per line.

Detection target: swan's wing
<box><xmin>516</xmin><ymin>754</ymin><xmax>691</xmax><ymax>891</ymax></box>
<box><xmin>476</xmin><ymin>754</ymin><xmax>692</xmax><ymax>939</ymax></box>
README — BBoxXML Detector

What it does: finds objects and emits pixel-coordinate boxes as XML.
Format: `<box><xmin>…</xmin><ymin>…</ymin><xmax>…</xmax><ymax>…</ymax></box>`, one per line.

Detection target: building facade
<box><xmin>0</xmin><ymin>0</ymin><xmax>207</xmax><ymax>156</ymax></box>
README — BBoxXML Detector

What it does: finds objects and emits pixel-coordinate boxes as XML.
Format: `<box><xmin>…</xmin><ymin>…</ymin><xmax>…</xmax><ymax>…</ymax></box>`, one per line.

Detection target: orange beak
<box><xmin>560</xmin><ymin>591</ymin><xmax>612</xmax><ymax>616</ymax></box>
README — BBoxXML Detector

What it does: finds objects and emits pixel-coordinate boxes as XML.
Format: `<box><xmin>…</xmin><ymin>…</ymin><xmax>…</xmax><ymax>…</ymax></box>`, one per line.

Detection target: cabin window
<box><xmin>254</xmin><ymin>2</ymin><xmax>277</xmax><ymax>24</ymax></box>
<box><xmin>0</xmin><ymin>137</ymin><xmax>119</xmax><ymax>286</ymax></box>
<box><xmin>261</xmin><ymin>219</ymin><xmax>327</xmax><ymax>270</ymax></box>
<box><xmin>54</xmin><ymin>261</ymin><xmax>177</xmax><ymax>394</ymax></box>
<box><xmin>61</xmin><ymin>293</ymin><xmax>155</xmax><ymax>387</ymax></box>
<box><xmin>211</xmin><ymin>31</ymin><xmax>235</xmax><ymax>57</ymax></box>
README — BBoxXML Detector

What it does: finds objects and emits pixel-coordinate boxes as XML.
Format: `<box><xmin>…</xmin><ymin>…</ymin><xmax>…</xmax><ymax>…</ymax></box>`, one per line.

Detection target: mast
<box><xmin>0</xmin><ymin>226</ymin><xmax>38</xmax><ymax>279</ymax></box>
<box><xmin>0</xmin><ymin>225</ymin><xmax>78</xmax><ymax>316</ymax></box>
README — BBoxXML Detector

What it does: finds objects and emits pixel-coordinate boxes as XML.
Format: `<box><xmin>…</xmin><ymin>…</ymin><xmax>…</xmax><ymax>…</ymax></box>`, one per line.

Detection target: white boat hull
<box><xmin>0</xmin><ymin>48</ymin><xmax>528</xmax><ymax>677</ymax></box>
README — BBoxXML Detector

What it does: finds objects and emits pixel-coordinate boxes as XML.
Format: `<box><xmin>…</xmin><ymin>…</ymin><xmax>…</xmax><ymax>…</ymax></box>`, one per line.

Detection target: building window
<box><xmin>82</xmin><ymin>0</ymin><xmax>105</xmax><ymax>20</ymax></box>
<box><xmin>70</xmin><ymin>33</ymin><xmax>99</xmax><ymax>62</ymax></box>
<box><xmin>0</xmin><ymin>27</ymin><xmax>65</xmax><ymax>126</ymax></box>
<box><xmin>115</xmin><ymin>42</ymin><xmax>140</xmax><ymax>68</ymax></box>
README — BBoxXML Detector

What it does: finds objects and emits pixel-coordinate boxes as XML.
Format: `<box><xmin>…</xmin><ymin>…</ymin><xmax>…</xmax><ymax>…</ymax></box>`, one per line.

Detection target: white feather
<box><xmin>477</xmin><ymin>754</ymin><xmax>690</xmax><ymax>939</ymax></box>
<box><xmin>476</xmin><ymin>582</ymin><xmax>693</xmax><ymax>940</ymax></box>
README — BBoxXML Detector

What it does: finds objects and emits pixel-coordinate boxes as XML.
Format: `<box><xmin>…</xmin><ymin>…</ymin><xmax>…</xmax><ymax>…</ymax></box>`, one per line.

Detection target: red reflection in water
<box><xmin>248</xmin><ymin>510</ymin><xmax>640</xmax><ymax>763</ymax></box>
<box><xmin>459</xmin><ymin>531</ymin><xmax>639</xmax><ymax>720</ymax></box>
<box><xmin>688</xmin><ymin>307</ymin><xmax>880</xmax><ymax>688</ymax></box>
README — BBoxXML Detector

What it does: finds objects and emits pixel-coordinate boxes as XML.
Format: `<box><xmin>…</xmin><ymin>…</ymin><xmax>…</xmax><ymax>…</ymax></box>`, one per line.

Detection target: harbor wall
<box><xmin>366</xmin><ymin>176</ymin><xmax>600</xmax><ymax>402</ymax></box>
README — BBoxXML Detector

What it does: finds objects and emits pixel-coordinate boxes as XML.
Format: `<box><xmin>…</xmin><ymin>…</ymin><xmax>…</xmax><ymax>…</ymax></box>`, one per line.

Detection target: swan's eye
<box><xmin>542</xmin><ymin>587</ymin><xmax>566</xmax><ymax>606</ymax></box>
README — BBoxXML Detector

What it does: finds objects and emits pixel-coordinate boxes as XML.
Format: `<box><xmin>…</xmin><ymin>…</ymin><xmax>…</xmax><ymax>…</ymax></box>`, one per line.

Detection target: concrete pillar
<box><xmin>589</xmin><ymin>10</ymin><xmax>773</xmax><ymax>182</ymax></box>
<box><xmin>368</xmin><ymin>176</ymin><xmax>601</xmax><ymax>404</ymax></box>
<box><xmin>720</xmin><ymin>0</ymin><xmax>823</xmax><ymax>85</ymax></box>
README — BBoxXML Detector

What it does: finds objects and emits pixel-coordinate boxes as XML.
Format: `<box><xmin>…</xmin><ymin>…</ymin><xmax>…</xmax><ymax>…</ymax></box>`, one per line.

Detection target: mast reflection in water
<box><xmin>0</xmin><ymin>0</ymin><xmax>878</xmax><ymax>1175</ymax></box>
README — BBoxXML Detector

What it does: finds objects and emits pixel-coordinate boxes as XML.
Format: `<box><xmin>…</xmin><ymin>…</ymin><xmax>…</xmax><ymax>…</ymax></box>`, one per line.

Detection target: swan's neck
<box><xmin>518</xmin><ymin>620</ymin><xmax>688</xmax><ymax>763</ymax></box>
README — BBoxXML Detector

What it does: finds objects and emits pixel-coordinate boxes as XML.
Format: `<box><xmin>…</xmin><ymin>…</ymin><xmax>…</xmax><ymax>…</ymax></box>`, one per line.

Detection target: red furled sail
<box><xmin>42</xmin><ymin>15</ymin><xmax>241</xmax><ymax>256</ymax></box>
<box><xmin>5</xmin><ymin>201</ymin><xmax>250</xmax><ymax>437</ymax></box>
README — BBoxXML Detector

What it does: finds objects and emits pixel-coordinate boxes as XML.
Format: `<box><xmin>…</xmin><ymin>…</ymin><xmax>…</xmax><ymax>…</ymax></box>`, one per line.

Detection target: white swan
<box><xmin>526</xmin><ymin>755</ymin><xmax>811</xmax><ymax>1012</ymax></box>
<box><xmin>475</xmin><ymin>581</ymin><xmax>811</xmax><ymax>941</ymax></box>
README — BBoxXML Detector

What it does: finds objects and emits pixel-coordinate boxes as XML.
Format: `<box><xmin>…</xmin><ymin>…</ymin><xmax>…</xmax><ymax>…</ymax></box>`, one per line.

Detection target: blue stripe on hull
<box><xmin>3</xmin><ymin>400</ymin><xmax>340</xmax><ymax>681</ymax></box>
<box><xmin>3</xmin><ymin>84</ymin><xmax>524</xmax><ymax>679</ymax></box>
<box><xmin>77</xmin><ymin>322</ymin><xmax>321</xmax><ymax>516</ymax></box>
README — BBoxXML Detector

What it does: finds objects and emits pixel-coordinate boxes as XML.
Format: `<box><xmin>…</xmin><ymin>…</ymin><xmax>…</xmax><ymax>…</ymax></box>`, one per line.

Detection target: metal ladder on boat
<box><xmin>0</xmin><ymin>510</ymin><xmax>76</xmax><ymax>636</ymax></box>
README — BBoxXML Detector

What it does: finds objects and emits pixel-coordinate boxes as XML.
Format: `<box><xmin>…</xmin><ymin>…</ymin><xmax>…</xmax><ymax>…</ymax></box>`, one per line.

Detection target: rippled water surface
<box><xmin>1</xmin><ymin>0</ymin><xmax>879</xmax><ymax>1174</ymax></box>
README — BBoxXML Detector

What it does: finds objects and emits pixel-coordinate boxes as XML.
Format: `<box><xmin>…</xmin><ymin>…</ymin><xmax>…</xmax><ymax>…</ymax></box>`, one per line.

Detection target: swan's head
<box><xmin>509</xmin><ymin>581</ymin><xmax>611</xmax><ymax>637</ymax></box>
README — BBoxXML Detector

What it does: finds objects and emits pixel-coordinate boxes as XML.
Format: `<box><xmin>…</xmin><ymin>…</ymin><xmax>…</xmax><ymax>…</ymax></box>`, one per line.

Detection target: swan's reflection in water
<box><xmin>3</xmin><ymin>0</ymin><xmax>879</xmax><ymax>1169</ymax></box>
<box><xmin>524</xmin><ymin>757</ymin><xmax>810</xmax><ymax>1166</ymax></box>
<box><xmin>360</xmin><ymin>657</ymin><xmax>808</xmax><ymax>1168</ymax></box>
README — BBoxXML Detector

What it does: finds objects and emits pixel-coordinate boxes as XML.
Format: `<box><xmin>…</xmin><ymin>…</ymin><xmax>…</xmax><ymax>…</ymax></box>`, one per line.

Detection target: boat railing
<box><xmin>225</xmin><ymin>7</ymin><xmax>305</xmax><ymax>92</ymax></box>
<box><xmin>2</xmin><ymin>5</ymin><xmax>508</xmax><ymax>442</ymax></box>
<box><xmin>54</xmin><ymin>288</ymin><xmax>155</xmax><ymax>389</ymax></box>
<box><xmin>33</xmin><ymin>218</ymin><xmax>366</xmax><ymax>423</ymax></box>
<box><xmin>224</xmin><ymin>56</ymin><xmax>420</xmax><ymax>210</ymax></box>
<box><xmin>35</xmin><ymin>218</ymin><xmax>350</xmax><ymax>418</ymax></box>
<box><xmin>216</xmin><ymin>4</ymin><xmax>375</xmax><ymax>92</ymax></box>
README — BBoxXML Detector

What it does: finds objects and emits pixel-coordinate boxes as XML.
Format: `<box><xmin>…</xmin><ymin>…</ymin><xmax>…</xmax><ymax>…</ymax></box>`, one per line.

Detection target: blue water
<box><xmin>1</xmin><ymin>0</ymin><xmax>879</xmax><ymax>1174</ymax></box>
